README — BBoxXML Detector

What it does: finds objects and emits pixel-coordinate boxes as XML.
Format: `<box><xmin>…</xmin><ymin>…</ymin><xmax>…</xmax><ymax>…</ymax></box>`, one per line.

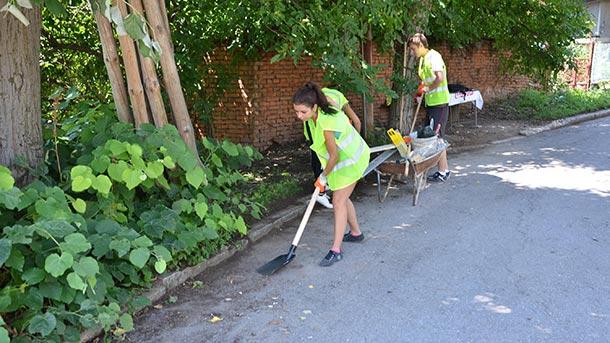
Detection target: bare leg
<box><xmin>331</xmin><ymin>182</ymin><xmax>357</xmax><ymax>252</ymax></box>
<box><xmin>438</xmin><ymin>150</ymin><xmax>449</xmax><ymax>171</ymax></box>
<box><xmin>346</xmin><ymin>198</ymin><xmax>361</xmax><ymax>235</ymax></box>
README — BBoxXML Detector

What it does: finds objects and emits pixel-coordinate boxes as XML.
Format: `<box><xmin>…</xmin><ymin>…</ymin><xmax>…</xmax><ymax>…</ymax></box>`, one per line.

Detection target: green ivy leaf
<box><xmin>66</xmin><ymin>272</ymin><xmax>87</xmax><ymax>292</ymax></box>
<box><xmin>202</xmin><ymin>137</ymin><xmax>216</xmax><ymax>150</ymax></box>
<box><xmin>194</xmin><ymin>201</ymin><xmax>208</xmax><ymax>220</ymax></box>
<box><xmin>71</xmin><ymin>175</ymin><xmax>92</xmax><ymax>192</ymax></box>
<box><xmin>63</xmin><ymin>325</ymin><xmax>81</xmax><ymax>342</ymax></box>
<box><xmin>71</xmin><ymin>198</ymin><xmax>87</xmax><ymax>213</ymax></box>
<box><xmin>107</xmin><ymin>161</ymin><xmax>128</xmax><ymax>181</ymax></box>
<box><xmin>90</xmin><ymin>155</ymin><xmax>111</xmax><ymax>173</ymax></box>
<box><xmin>162</xmin><ymin>156</ymin><xmax>176</xmax><ymax>169</ymax></box>
<box><xmin>122</xmin><ymin>168</ymin><xmax>146</xmax><ymax>190</ymax></box>
<box><xmin>145</xmin><ymin>161</ymin><xmax>164</xmax><ymax>179</ymax></box>
<box><xmin>126</xmin><ymin>143</ymin><xmax>143</xmax><ymax>157</ymax></box>
<box><xmin>222</xmin><ymin>140</ymin><xmax>239</xmax><ymax>156</ymax></box>
<box><xmin>0</xmin><ymin>327</ymin><xmax>9</xmax><ymax>343</ymax></box>
<box><xmin>44</xmin><ymin>252</ymin><xmax>74</xmax><ymax>277</ymax></box>
<box><xmin>22</xmin><ymin>268</ymin><xmax>46</xmax><ymax>285</ymax></box>
<box><xmin>0</xmin><ymin>187</ymin><xmax>22</xmax><ymax>209</ymax></box>
<box><xmin>129</xmin><ymin>247</ymin><xmax>150</xmax><ymax>268</ymax></box>
<box><xmin>172</xmin><ymin>199</ymin><xmax>192</xmax><ymax>214</ymax></box>
<box><xmin>0</xmin><ymin>239</ymin><xmax>11</xmax><ymax>268</ymax></box>
<box><xmin>5</xmin><ymin>248</ymin><xmax>24</xmax><ymax>271</ymax></box>
<box><xmin>154</xmin><ymin>258</ymin><xmax>166</xmax><ymax>273</ymax></box>
<box><xmin>45</xmin><ymin>0</ymin><xmax>67</xmax><ymax>17</ymax></box>
<box><xmin>91</xmin><ymin>175</ymin><xmax>112</xmax><ymax>195</ymax></box>
<box><xmin>186</xmin><ymin>167</ymin><xmax>205</xmax><ymax>189</ymax></box>
<box><xmin>109</xmin><ymin>239</ymin><xmax>131</xmax><ymax>257</ymax></box>
<box><xmin>106</xmin><ymin>139</ymin><xmax>126</xmax><ymax>156</ymax></box>
<box><xmin>132</xmin><ymin>236</ymin><xmax>153</xmax><ymax>248</ymax></box>
<box><xmin>235</xmin><ymin>216</ymin><xmax>248</xmax><ymax>235</ymax></box>
<box><xmin>32</xmin><ymin>220</ymin><xmax>76</xmax><ymax>238</ymax></box>
<box><xmin>201</xmin><ymin>226</ymin><xmax>219</xmax><ymax>240</ymax></box>
<box><xmin>124</xmin><ymin>13</ymin><xmax>146</xmax><ymax>40</ymax></box>
<box><xmin>59</xmin><ymin>233</ymin><xmax>91</xmax><ymax>255</ymax></box>
<box><xmin>245</xmin><ymin>146</ymin><xmax>254</xmax><ymax>157</ymax></box>
<box><xmin>152</xmin><ymin>245</ymin><xmax>172</xmax><ymax>262</ymax></box>
<box><xmin>0</xmin><ymin>165</ymin><xmax>14</xmax><ymax>190</ymax></box>
<box><xmin>211</xmin><ymin>154</ymin><xmax>223</xmax><ymax>168</ymax></box>
<box><xmin>28</xmin><ymin>312</ymin><xmax>57</xmax><ymax>337</ymax></box>
<box><xmin>177</xmin><ymin>154</ymin><xmax>197</xmax><ymax>171</ymax></box>
<box><xmin>70</xmin><ymin>165</ymin><xmax>92</xmax><ymax>179</ymax></box>
<box><xmin>73</xmin><ymin>256</ymin><xmax>99</xmax><ymax>278</ymax></box>
<box><xmin>119</xmin><ymin>313</ymin><xmax>134</xmax><ymax>332</ymax></box>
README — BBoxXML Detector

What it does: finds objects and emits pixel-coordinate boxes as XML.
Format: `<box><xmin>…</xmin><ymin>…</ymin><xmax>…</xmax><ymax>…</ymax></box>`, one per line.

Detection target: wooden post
<box><xmin>92</xmin><ymin>8</ymin><xmax>132</xmax><ymax>124</ymax></box>
<box><xmin>116</xmin><ymin>0</ymin><xmax>150</xmax><ymax>127</ymax></box>
<box><xmin>143</xmin><ymin>0</ymin><xmax>200</xmax><ymax>157</ymax></box>
<box><xmin>130</xmin><ymin>0</ymin><xmax>168</xmax><ymax>127</ymax></box>
<box><xmin>363</xmin><ymin>26</ymin><xmax>374</xmax><ymax>136</ymax></box>
<box><xmin>398</xmin><ymin>42</ymin><xmax>408</xmax><ymax>133</ymax></box>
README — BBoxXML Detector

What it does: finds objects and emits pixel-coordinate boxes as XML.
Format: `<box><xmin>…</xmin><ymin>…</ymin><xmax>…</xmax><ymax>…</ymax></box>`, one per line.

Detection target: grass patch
<box><xmin>516</xmin><ymin>88</ymin><xmax>610</xmax><ymax>120</ymax></box>
<box><xmin>245</xmin><ymin>172</ymin><xmax>303</xmax><ymax>209</ymax></box>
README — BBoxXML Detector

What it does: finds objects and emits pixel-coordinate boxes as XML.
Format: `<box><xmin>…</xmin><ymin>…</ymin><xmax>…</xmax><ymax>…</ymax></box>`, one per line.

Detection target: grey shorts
<box><xmin>425</xmin><ymin>104</ymin><xmax>449</xmax><ymax>137</ymax></box>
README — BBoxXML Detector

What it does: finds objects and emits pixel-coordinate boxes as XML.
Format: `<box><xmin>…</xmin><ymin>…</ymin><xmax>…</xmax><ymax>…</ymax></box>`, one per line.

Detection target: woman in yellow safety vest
<box><xmin>293</xmin><ymin>82</ymin><xmax>370</xmax><ymax>266</ymax></box>
<box><xmin>408</xmin><ymin>33</ymin><xmax>451</xmax><ymax>182</ymax></box>
<box><xmin>304</xmin><ymin>86</ymin><xmax>361</xmax><ymax>209</ymax></box>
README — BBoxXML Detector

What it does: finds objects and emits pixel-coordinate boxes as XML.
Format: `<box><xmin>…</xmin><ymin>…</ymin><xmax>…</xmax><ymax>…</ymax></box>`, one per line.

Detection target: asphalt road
<box><xmin>126</xmin><ymin>116</ymin><xmax>610</xmax><ymax>343</ymax></box>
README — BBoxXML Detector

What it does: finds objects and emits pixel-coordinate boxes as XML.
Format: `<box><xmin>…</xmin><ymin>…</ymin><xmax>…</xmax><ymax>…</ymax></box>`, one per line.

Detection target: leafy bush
<box><xmin>516</xmin><ymin>88</ymin><xmax>610</xmax><ymax>120</ymax></box>
<box><xmin>0</xmin><ymin>110</ymin><xmax>262</xmax><ymax>341</ymax></box>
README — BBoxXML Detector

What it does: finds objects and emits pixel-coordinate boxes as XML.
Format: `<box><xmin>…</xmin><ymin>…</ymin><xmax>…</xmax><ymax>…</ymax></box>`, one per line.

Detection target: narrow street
<box><xmin>127</xmin><ymin>117</ymin><xmax>610</xmax><ymax>343</ymax></box>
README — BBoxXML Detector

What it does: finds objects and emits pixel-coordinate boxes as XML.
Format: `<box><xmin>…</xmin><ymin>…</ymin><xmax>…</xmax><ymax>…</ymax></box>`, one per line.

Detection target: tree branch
<box><xmin>42</xmin><ymin>28</ymin><xmax>103</xmax><ymax>59</ymax></box>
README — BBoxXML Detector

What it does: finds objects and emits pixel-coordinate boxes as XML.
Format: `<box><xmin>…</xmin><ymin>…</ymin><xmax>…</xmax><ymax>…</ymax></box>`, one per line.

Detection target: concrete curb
<box><xmin>519</xmin><ymin>108</ymin><xmax>610</xmax><ymax>136</ymax></box>
<box><xmin>81</xmin><ymin>196</ymin><xmax>310</xmax><ymax>342</ymax></box>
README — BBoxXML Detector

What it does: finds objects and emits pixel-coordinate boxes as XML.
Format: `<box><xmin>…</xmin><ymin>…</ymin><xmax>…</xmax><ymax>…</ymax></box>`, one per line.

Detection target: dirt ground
<box><xmin>251</xmin><ymin>102</ymin><xmax>541</xmax><ymax>210</ymax></box>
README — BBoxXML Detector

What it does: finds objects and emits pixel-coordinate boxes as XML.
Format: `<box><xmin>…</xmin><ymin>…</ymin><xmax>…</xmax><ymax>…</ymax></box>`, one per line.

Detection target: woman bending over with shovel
<box><xmin>293</xmin><ymin>82</ymin><xmax>370</xmax><ymax>266</ymax></box>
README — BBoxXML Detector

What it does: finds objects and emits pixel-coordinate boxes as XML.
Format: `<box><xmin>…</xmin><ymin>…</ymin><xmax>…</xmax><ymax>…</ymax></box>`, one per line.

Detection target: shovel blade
<box><xmin>257</xmin><ymin>253</ymin><xmax>296</xmax><ymax>275</ymax></box>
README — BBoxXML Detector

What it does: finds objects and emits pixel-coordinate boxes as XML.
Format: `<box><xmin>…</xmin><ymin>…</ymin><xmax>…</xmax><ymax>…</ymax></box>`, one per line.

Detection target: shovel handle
<box><xmin>409</xmin><ymin>97</ymin><xmax>423</xmax><ymax>134</ymax></box>
<box><xmin>291</xmin><ymin>188</ymin><xmax>321</xmax><ymax>246</ymax></box>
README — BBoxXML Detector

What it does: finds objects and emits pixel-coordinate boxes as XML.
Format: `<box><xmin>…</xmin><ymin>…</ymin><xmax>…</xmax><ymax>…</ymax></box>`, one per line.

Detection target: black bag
<box><xmin>448</xmin><ymin>83</ymin><xmax>472</xmax><ymax>94</ymax></box>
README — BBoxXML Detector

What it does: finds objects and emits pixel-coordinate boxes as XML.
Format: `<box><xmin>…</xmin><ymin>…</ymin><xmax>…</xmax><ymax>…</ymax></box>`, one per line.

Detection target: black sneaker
<box><xmin>427</xmin><ymin>171</ymin><xmax>451</xmax><ymax>183</ymax></box>
<box><xmin>319</xmin><ymin>250</ymin><xmax>343</xmax><ymax>267</ymax></box>
<box><xmin>343</xmin><ymin>232</ymin><xmax>365</xmax><ymax>243</ymax></box>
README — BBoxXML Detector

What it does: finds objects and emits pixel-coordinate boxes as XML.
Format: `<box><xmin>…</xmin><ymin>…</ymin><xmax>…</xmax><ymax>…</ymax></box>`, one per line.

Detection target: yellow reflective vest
<box><xmin>418</xmin><ymin>49</ymin><xmax>450</xmax><ymax>106</ymax></box>
<box><xmin>309</xmin><ymin>109</ymin><xmax>370</xmax><ymax>191</ymax></box>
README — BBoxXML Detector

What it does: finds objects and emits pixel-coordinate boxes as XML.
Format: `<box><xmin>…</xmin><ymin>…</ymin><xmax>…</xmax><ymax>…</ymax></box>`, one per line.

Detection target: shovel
<box><xmin>257</xmin><ymin>188</ymin><xmax>321</xmax><ymax>275</ymax></box>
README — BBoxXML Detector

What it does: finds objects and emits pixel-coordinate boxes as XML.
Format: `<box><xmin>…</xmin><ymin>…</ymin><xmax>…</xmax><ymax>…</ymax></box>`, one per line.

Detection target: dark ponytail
<box><xmin>292</xmin><ymin>81</ymin><xmax>338</xmax><ymax>115</ymax></box>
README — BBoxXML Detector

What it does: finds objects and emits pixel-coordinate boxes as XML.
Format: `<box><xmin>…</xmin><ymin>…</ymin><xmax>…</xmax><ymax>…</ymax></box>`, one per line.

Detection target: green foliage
<box><xmin>0</xmin><ymin>107</ymin><xmax>262</xmax><ymax>341</ymax></box>
<box><xmin>515</xmin><ymin>89</ymin><xmax>610</xmax><ymax>120</ymax></box>
<box><xmin>247</xmin><ymin>174</ymin><xmax>302</xmax><ymax>209</ymax></box>
<box><xmin>429</xmin><ymin>0</ymin><xmax>593</xmax><ymax>84</ymax></box>
<box><xmin>41</xmin><ymin>2</ymin><xmax>111</xmax><ymax>110</ymax></box>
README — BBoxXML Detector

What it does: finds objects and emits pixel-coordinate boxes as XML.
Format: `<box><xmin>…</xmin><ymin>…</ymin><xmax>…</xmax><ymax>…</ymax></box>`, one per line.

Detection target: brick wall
<box><xmin>208</xmin><ymin>40</ymin><xmax>530</xmax><ymax>150</ymax></box>
<box><xmin>209</xmin><ymin>47</ymin><xmax>391</xmax><ymax>149</ymax></box>
<box><xmin>435</xmin><ymin>40</ymin><xmax>530</xmax><ymax>100</ymax></box>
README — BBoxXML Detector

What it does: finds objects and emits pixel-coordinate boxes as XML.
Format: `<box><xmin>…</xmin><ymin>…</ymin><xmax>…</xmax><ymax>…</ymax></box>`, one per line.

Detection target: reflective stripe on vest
<box><xmin>319</xmin><ymin>128</ymin><xmax>367</xmax><ymax>173</ymax></box>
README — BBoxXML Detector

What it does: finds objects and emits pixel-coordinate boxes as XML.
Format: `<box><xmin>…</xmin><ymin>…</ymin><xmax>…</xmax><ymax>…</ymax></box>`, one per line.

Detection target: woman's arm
<box><xmin>322</xmin><ymin>130</ymin><xmax>339</xmax><ymax>176</ymax></box>
<box><xmin>343</xmin><ymin>104</ymin><xmax>361</xmax><ymax>133</ymax></box>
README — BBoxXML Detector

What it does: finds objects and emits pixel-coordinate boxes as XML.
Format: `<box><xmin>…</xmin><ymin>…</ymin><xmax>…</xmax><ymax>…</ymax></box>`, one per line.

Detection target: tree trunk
<box><xmin>363</xmin><ymin>26</ymin><xmax>375</xmax><ymax>137</ymax></box>
<box><xmin>92</xmin><ymin>8</ymin><xmax>133</xmax><ymax>124</ymax></box>
<box><xmin>0</xmin><ymin>1</ymin><xmax>43</xmax><ymax>186</ymax></box>
<box><xmin>130</xmin><ymin>0</ymin><xmax>168</xmax><ymax>127</ymax></box>
<box><xmin>116</xmin><ymin>0</ymin><xmax>150</xmax><ymax>127</ymax></box>
<box><xmin>143</xmin><ymin>0</ymin><xmax>200</xmax><ymax>158</ymax></box>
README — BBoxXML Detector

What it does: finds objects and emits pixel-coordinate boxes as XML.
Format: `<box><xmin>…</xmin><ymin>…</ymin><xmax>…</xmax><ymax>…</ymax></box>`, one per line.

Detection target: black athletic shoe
<box><xmin>427</xmin><ymin>171</ymin><xmax>451</xmax><ymax>183</ymax></box>
<box><xmin>343</xmin><ymin>232</ymin><xmax>365</xmax><ymax>243</ymax></box>
<box><xmin>319</xmin><ymin>250</ymin><xmax>343</xmax><ymax>267</ymax></box>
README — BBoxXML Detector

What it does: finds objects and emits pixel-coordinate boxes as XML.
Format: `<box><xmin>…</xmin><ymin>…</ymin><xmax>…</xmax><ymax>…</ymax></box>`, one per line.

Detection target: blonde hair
<box><xmin>408</xmin><ymin>33</ymin><xmax>428</xmax><ymax>49</ymax></box>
